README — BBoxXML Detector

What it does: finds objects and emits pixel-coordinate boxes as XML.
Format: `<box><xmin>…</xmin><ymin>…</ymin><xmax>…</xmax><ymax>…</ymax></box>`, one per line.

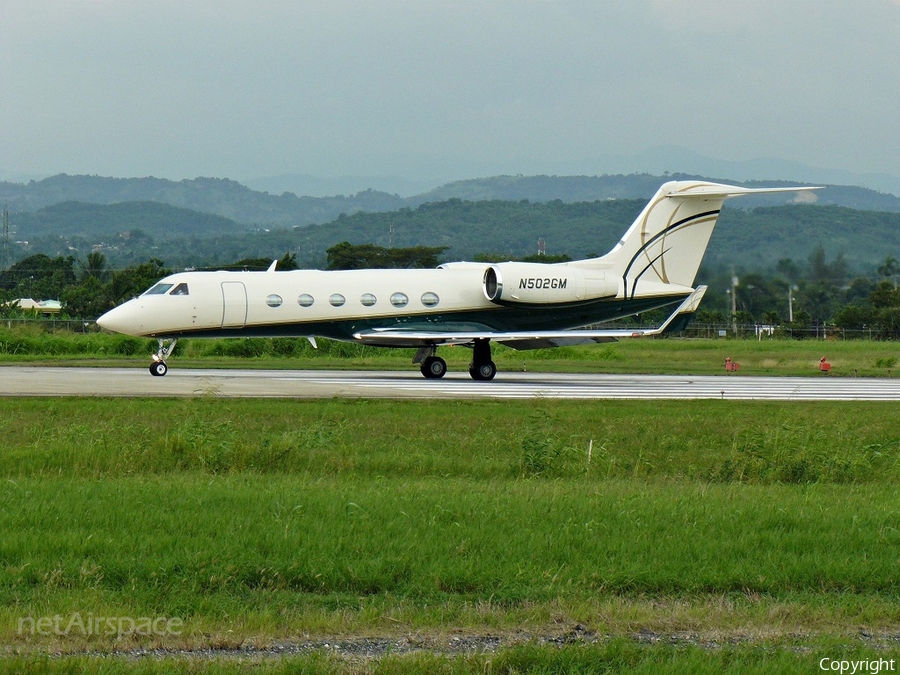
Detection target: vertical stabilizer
<box><xmin>595</xmin><ymin>181</ymin><xmax>818</xmax><ymax>298</ymax></box>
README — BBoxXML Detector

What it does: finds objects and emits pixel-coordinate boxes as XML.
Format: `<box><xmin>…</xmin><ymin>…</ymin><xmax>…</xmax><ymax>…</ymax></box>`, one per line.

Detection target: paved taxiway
<box><xmin>2</xmin><ymin>366</ymin><xmax>899</xmax><ymax>400</ymax></box>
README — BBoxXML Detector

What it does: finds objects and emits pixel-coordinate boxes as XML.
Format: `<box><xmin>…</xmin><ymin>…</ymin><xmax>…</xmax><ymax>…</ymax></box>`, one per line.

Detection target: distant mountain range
<box><xmin>12</xmin><ymin>201</ymin><xmax>246</xmax><ymax>240</ymax></box>
<box><xmin>4</xmin><ymin>171</ymin><xmax>900</xmax><ymax>275</ymax></box>
<box><xmin>0</xmin><ymin>175</ymin><xmax>405</xmax><ymax>228</ymax></box>
<box><xmin>562</xmin><ymin>146</ymin><xmax>900</xmax><ymax>199</ymax></box>
<box><xmin>8</xmin><ymin>195</ymin><xmax>900</xmax><ymax>277</ymax></box>
<box><xmin>3</xmin><ymin>173</ymin><xmax>900</xmax><ymax>232</ymax></box>
<box><xmin>236</xmin><ymin>146</ymin><xmax>900</xmax><ymax>198</ymax></box>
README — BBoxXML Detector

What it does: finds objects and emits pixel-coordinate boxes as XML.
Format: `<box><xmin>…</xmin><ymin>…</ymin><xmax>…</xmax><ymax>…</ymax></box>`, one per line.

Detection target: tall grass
<box><xmin>3</xmin><ymin>396</ymin><xmax>900</xmax><ymax>663</ymax></box>
<box><xmin>2</xmin><ymin>398</ymin><xmax>900</xmax><ymax>483</ymax></box>
<box><xmin>2</xmin><ymin>325</ymin><xmax>900</xmax><ymax>375</ymax></box>
<box><xmin>3</xmin><ymin>476</ymin><xmax>900</xmax><ymax>604</ymax></box>
<box><xmin>4</xmin><ymin>474</ymin><xmax>900</xmax><ymax>652</ymax></box>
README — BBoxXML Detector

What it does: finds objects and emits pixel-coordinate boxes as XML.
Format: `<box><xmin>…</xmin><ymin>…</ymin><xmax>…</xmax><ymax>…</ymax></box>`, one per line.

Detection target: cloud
<box><xmin>1</xmin><ymin>1</ymin><xmax>899</xmax><ymax>184</ymax></box>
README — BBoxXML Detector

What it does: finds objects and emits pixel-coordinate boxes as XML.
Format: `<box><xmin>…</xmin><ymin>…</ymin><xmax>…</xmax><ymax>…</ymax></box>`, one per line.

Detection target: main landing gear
<box><xmin>420</xmin><ymin>355</ymin><xmax>448</xmax><ymax>379</ymax></box>
<box><xmin>415</xmin><ymin>346</ymin><xmax>448</xmax><ymax>379</ymax></box>
<box><xmin>468</xmin><ymin>338</ymin><xmax>496</xmax><ymax>381</ymax></box>
<box><xmin>149</xmin><ymin>338</ymin><xmax>177</xmax><ymax>376</ymax></box>
<box><xmin>413</xmin><ymin>339</ymin><xmax>496</xmax><ymax>381</ymax></box>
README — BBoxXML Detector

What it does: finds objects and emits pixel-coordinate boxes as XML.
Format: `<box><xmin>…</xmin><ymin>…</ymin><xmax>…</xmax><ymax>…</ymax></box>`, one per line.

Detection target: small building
<box><xmin>13</xmin><ymin>298</ymin><xmax>63</xmax><ymax>315</ymax></box>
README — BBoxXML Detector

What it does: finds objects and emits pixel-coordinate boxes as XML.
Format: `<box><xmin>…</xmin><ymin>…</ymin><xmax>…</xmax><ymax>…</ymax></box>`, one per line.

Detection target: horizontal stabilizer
<box><xmin>664</xmin><ymin>184</ymin><xmax>821</xmax><ymax>199</ymax></box>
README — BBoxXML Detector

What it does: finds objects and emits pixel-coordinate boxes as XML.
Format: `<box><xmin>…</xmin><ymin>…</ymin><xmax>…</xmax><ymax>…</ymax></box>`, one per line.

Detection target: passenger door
<box><xmin>221</xmin><ymin>282</ymin><xmax>248</xmax><ymax>328</ymax></box>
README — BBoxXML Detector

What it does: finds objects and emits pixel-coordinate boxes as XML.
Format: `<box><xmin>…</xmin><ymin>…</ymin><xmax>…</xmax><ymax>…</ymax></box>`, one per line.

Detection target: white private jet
<box><xmin>97</xmin><ymin>180</ymin><xmax>817</xmax><ymax>380</ymax></box>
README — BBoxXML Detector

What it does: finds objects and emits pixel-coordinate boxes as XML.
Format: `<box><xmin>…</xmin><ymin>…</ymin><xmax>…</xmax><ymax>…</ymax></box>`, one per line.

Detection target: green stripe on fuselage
<box><xmin>152</xmin><ymin>294</ymin><xmax>688</xmax><ymax>341</ymax></box>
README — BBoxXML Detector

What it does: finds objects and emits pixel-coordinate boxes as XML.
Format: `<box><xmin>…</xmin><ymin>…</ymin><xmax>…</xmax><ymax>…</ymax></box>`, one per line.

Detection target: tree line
<box><xmin>3</xmin><ymin>243</ymin><xmax>900</xmax><ymax>338</ymax></box>
<box><xmin>14</xmin><ymin>198</ymin><xmax>900</xmax><ymax>276</ymax></box>
<box><xmin>0</xmin><ymin>243</ymin><xmax>449</xmax><ymax>318</ymax></box>
<box><xmin>697</xmin><ymin>245</ymin><xmax>900</xmax><ymax>336</ymax></box>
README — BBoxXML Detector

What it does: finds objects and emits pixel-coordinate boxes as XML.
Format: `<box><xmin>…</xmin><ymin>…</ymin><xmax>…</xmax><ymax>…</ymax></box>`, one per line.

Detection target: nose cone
<box><xmin>97</xmin><ymin>301</ymin><xmax>143</xmax><ymax>336</ymax></box>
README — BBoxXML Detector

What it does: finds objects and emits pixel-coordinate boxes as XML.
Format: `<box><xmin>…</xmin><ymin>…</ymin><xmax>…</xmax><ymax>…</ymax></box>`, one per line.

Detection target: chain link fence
<box><xmin>1</xmin><ymin>317</ymin><xmax>896</xmax><ymax>341</ymax></box>
<box><xmin>1</xmin><ymin>318</ymin><xmax>99</xmax><ymax>332</ymax></box>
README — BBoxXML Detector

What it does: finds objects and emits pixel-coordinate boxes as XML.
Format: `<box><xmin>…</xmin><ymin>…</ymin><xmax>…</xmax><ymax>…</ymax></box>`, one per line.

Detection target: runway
<box><xmin>2</xmin><ymin>366</ymin><xmax>899</xmax><ymax>400</ymax></box>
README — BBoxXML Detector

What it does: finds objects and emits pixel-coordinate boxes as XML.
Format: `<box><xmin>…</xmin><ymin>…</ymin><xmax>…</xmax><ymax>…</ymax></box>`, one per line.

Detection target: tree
<box><xmin>799</xmin><ymin>282</ymin><xmax>838</xmax><ymax>323</ymax></box>
<box><xmin>776</xmin><ymin>258</ymin><xmax>801</xmax><ymax>284</ymax></box>
<box><xmin>386</xmin><ymin>246</ymin><xmax>449</xmax><ymax>269</ymax></box>
<box><xmin>875</xmin><ymin>306</ymin><xmax>900</xmax><ymax>338</ymax></box>
<box><xmin>807</xmin><ymin>245</ymin><xmax>848</xmax><ymax>286</ymax></box>
<box><xmin>325</xmin><ymin>243</ymin><xmax>382</xmax><ymax>270</ymax></box>
<box><xmin>113</xmin><ymin>259</ymin><xmax>171</xmax><ymax>300</ymax></box>
<box><xmin>845</xmin><ymin>277</ymin><xmax>876</xmax><ymax>305</ymax></box>
<box><xmin>79</xmin><ymin>251</ymin><xmax>109</xmax><ymax>282</ymax></box>
<box><xmin>61</xmin><ymin>275</ymin><xmax>109</xmax><ymax>318</ymax></box>
<box><xmin>870</xmin><ymin>281</ymin><xmax>900</xmax><ymax>309</ymax></box>
<box><xmin>325</xmin><ymin>242</ymin><xmax>448</xmax><ymax>270</ymax></box>
<box><xmin>833</xmin><ymin>304</ymin><xmax>875</xmax><ymax>330</ymax></box>
<box><xmin>762</xmin><ymin>310</ymin><xmax>782</xmax><ymax>326</ymax></box>
<box><xmin>735</xmin><ymin>273</ymin><xmax>783</xmax><ymax>322</ymax></box>
<box><xmin>63</xmin><ymin>258</ymin><xmax>172</xmax><ymax>318</ymax></box>
<box><xmin>200</xmin><ymin>252</ymin><xmax>300</xmax><ymax>272</ymax></box>
<box><xmin>878</xmin><ymin>256</ymin><xmax>899</xmax><ymax>288</ymax></box>
<box><xmin>278</xmin><ymin>252</ymin><xmax>299</xmax><ymax>271</ymax></box>
<box><xmin>0</xmin><ymin>254</ymin><xmax>76</xmax><ymax>300</ymax></box>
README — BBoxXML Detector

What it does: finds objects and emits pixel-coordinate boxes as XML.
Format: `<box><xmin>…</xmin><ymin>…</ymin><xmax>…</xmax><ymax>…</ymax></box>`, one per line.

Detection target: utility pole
<box><xmin>730</xmin><ymin>267</ymin><xmax>739</xmax><ymax>336</ymax></box>
<box><xmin>788</xmin><ymin>284</ymin><xmax>797</xmax><ymax>323</ymax></box>
<box><xmin>2</xmin><ymin>204</ymin><xmax>9</xmax><ymax>271</ymax></box>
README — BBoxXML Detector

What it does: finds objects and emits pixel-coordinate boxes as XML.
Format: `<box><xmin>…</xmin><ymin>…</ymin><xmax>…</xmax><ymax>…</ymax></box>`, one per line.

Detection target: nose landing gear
<box><xmin>150</xmin><ymin>338</ymin><xmax>178</xmax><ymax>376</ymax></box>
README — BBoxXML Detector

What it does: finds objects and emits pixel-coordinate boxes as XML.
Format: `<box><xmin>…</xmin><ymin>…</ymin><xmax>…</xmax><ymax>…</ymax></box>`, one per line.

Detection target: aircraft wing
<box><xmin>352</xmin><ymin>286</ymin><xmax>707</xmax><ymax>350</ymax></box>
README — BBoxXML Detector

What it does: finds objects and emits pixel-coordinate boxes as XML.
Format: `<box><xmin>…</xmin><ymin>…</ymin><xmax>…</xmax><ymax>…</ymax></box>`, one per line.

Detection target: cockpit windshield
<box><xmin>143</xmin><ymin>283</ymin><xmax>174</xmax><ymax>295</ymax></box>
<box><xmin>170</xmin><ymin>283</ymin><xmax>189</xmax><ymax>296</ymax></box>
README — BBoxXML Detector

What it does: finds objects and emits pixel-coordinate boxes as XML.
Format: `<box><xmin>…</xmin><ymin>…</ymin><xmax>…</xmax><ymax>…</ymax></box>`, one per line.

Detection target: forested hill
<box><xmin>283</xmin><ymin>200</ymin><xmax>900</xmax><ymax>272</ymax></box>
<box><xmin>5</xmin><ymin>195</ymin><xmax>900</xmax><ymax>274</ymax></box>
<box><xmin>416</xmin><ymin>175</ymin><xmax>900</xmax><ymax>212</ymax></box>
<box><xmin>14</xmin><ymin>201</ymin><xmax>246</xmax><ymax>240</ymax></box>
<box><xmin>0</xmin><ymin>175</ymin><xmax>406</xmax><ymax>226</ymax></box>
<box><xmin>3</xmin><ymin>173</ymin><xmax>900</xmax><ymax>227</ymax></box>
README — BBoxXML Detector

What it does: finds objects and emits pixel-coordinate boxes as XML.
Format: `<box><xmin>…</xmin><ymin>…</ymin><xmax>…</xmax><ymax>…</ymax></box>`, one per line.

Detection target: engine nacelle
<box><xmin>482</xmin><ymin>263</ymin><xmax>618</xmax><ymax>305</ymax></box>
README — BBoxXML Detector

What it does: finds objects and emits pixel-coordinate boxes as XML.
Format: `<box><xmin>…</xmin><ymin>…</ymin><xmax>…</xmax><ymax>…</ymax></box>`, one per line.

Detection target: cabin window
<box><xmin>144</xmin><ymin>283</ymin><xmax>174</xmax><ymax>295</ymax></box>
<box><xmin>421</xmin><ymin>292</ymin><xmax>439</xmax><ymax>307</ymax></box>
<box><xmin>360</xmin><ymin>293</ymin><xmax>377</xmax><ymax>307</ymax></box>
<box><xmin>390</xmin><ymin>292</ymin><xmax>409</xmax><ymax>308</ymax></box>
<box><xmin>329</xmin><ymin>293</ymin><xmax>346</xmax><ymax>307</ymax></box>
<box><xmin>169</xmin><ymin>283</ymin><xmax>190</xmax><ymax>296</ymax></box>
<box><xmin>298</xmin><ymin>294</ymin><xmax>314</xmax><ymax>307</ymax></box>
<box><xmin>266</xmin><ymin>294</ymin><xmax>283</xmax><ymax>308</ymax></box>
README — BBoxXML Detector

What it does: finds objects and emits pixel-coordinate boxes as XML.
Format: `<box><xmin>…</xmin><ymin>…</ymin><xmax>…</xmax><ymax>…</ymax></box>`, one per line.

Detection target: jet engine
<box><xmin>482</xmin><ymin>263</ymin><xmax>618</xmax><ymax>305</ymax></box>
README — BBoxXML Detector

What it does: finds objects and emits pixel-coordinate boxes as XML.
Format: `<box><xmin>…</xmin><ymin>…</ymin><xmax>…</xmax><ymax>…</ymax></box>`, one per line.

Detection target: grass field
<box><xmin>3</xmin><ymin>394</ymin><xmax>900</xmax><ymax>671</ymax></box>
<box><xmin>2</xmin><ymin>324</ymin><xmax>900</xmax><ymax>376</ymax></box>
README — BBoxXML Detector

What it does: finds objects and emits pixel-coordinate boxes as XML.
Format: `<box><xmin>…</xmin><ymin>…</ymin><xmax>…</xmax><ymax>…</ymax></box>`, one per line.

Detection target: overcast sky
<box><xmin>2</xmin><ymin>0</ymin><xmax>899</xmax><ymax>190</ymax></box>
